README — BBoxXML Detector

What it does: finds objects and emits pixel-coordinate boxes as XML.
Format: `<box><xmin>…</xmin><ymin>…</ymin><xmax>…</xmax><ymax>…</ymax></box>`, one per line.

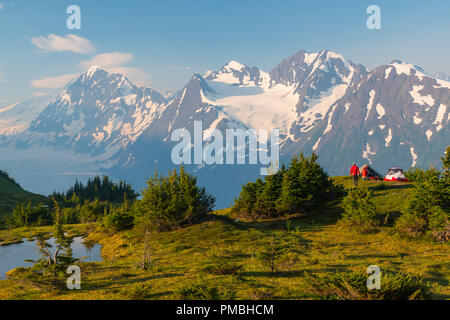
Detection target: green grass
<box><xmin>0</xmin><ymin>177</ymin><xmax>448</xmax><ymax>300</ymax></box>
<box><xmin>0</xmin><ymin>174</ymin><xmax>49</xmax><ymax>215</ymax></box>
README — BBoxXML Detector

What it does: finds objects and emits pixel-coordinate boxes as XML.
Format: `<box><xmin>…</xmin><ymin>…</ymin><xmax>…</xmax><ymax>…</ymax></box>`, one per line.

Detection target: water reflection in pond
<box><xmin>0</xmin><ymin>237</ymin><xmax>102</xmax><ymax>280</ymax></box>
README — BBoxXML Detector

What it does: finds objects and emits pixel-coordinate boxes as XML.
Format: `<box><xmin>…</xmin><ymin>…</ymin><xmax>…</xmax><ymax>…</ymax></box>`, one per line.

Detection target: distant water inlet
<box><xmin>0</xmin><ymin>237</ymin><xmax>102</xmax><ymax>280</ymax></box>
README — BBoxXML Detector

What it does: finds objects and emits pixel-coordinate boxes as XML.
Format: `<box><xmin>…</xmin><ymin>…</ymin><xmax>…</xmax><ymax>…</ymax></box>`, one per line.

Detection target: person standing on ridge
<box><xmin>350</xmin><ymin>162</ymin><xmax>360</xmax><ymax>186</ymax></box>
<box><xmin>361</xmin><ymin>166</ymin><xmax>368</xmax><ymax>180</ymax></box>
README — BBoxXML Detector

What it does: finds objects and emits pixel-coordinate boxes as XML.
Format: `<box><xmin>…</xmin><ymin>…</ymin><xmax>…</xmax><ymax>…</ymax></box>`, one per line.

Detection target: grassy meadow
<box><xmin>0</xmin><ymin>177</ymin><xmax>448</xmax><ymax>300</ymax></box>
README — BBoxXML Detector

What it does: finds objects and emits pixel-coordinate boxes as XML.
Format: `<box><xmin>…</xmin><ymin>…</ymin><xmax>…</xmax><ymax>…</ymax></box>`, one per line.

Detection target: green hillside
<box><xmin>0</xmin><ymin>171</ymin><xmax>49</xmax><ymax>214</ymax></box>
<box><xmin>1</xmin><ymin>177</ymin><xmax>448</xmax><ymax>300</ymax></box>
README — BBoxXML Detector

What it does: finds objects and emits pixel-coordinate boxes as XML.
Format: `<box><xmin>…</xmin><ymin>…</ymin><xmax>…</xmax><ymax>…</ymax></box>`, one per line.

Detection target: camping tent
<box><xmin>384</xmin><ymin>167</ymin><xmax>409</xmax><ymax>182</ymax></box>
<box><xmin>361</xmin><ymin>164</ymin><xmax>382</xmax><ymax>180</ymax></box>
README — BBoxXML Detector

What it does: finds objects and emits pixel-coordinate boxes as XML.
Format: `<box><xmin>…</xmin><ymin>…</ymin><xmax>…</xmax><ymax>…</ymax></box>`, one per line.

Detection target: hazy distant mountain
<box><xmin>435</xmin><ymin>71</ymin><xmax>450</xmax><ymax>82</ymax></box>
<box><xmin>0</xmin><ymin>95</ymin><xmax>51</xmax><ymax>137</ymax></box>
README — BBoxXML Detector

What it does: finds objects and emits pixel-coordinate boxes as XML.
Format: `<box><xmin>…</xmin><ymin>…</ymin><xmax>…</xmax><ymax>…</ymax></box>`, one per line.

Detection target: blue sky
<box><xmin>0</xmin><ymin>0</ymin><xmax>449</xmax><ymax>107</ymax></box>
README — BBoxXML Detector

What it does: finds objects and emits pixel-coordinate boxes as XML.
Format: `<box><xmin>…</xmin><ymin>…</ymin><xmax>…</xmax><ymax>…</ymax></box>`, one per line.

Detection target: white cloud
<box><xmin>31</xmin><ymin>52</ymin><xmax>150</xmax><ymax>90</ymax></box>
<box><xmin>30</xmin><ymin>73</ymin><xmax>78</xmax><ymax>88</ymax></box>
<box><xmin>31</xmin><ymin>34</ymin><xmax>95</xmax><ymax>54</ymax></box>
<box><xmin>0</xmin><ymin>3</ymin><xmax>3</xmax><ymax>11</ymax></box>
<box><xmin>105</xmin><ymin>66</ymin><xmax>150</xmax><ymax>86</ymax></box>
<box><xmin>79</xmin><ymin>52</ymin><xmax>133</xmax><ymax>69</ymax></box>
<box><xmin>80</xmin><ymin>52</ymin><xmax>150</xmax><ymax>86</ymax></box>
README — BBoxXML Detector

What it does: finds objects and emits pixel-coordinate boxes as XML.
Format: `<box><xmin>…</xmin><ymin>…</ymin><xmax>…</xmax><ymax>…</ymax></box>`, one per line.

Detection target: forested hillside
<box><xmin>0</xmin><ymin>171</ymin><xmax>49</xmax><ymax>214</ymax></box>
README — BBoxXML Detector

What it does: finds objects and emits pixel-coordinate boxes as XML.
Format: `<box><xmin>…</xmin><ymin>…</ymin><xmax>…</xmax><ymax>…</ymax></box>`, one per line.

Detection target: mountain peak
<box><xmin>222</xmin><ymin>60</ymin><xmax>246</xmax><ymax>72</ymax></box>
<box><xmin>390</xmin><ymin>59</ymin><xmax>403</xmax><ymax>65</ymax></box>
<box><xmin>74</xmin><ymin>66</ymin><xmax>135</xmax><ymax>91</ymax></box>
<box><xmin>388</xmin><ymin>60</ymin><xmax>430</xmax><ymax>78</ymax></box>
<box><xmin>191</xmin><ymin>73</ymin><xmax>205</xmax><ymax>81</ymax></box>
<box><xmin>84</xmin><ymin>65</ymin><xmax>105</xmax><ymax>78</ymax></box>
<box><xmin>323</xmin><ymin>50</ymin><xmax>346</xmax><ymax>62</ymax></box>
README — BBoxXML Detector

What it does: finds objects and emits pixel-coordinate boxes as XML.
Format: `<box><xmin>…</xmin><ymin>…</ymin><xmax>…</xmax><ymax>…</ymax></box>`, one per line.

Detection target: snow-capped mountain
<box><xmin>8</xmin><ymin>66</ymin><xmax>167</xmax><ymax>158</ymax></box>
<box><xmin>204</xmin><ymin>60</ymin><xmax>271</xmax><ymax>88</ymax></box>
<box><xmin>0</xmin><ymin>95</ymin><xmax>52</xmax><ymax>136</ymax></box>
<box><xmin>286</xmin><ymin>59</ymin><xmax>450</xmax><ymax>174</ymax></box>
<box><xmin>0</xmin><ymin>50</ymin><xmax>448</xmax><ymax>207</ymax></box>
<box><xmin>107</xmin><ymin>74</ymin><xmax>261</xmax><ymax>205</ymax></box>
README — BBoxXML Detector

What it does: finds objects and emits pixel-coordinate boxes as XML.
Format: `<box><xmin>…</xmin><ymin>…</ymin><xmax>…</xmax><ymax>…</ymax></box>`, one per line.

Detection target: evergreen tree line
<box><xmin>5</xmin><ymin>168</ymin><xmax>216</xmax><ymax>232</ymax></box>
<box><xmin>6</xmin><ymin>197</ymin><xmax>128</xmax><ymax>228</ymax></box>
<box><xmin>5</xmin><ymin>175</ymin><xmax>139</xmax><ymax>228</ymax></box>
<box><xmin>232</xmin><ymin>153</ymin><xmax>342</xmax><ymax>218</ymax></box>
<box><xmin>5</xmin><ymin>148</ymin><xmax>447</xmax><ymax>243</ymax></box>
<box><xmin>51</xmin><ymin>175</ymin><xmax>138</xmax><ymax>204</ymax></box>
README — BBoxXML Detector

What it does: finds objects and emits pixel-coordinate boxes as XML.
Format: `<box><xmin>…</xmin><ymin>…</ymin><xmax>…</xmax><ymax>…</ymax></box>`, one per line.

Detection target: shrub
<box><xmin>405</xmin><ymin>167</ymin><xmax>431</xmax><ymax>182</ymax></box>
<box><xmin>134</xmin><ymin>166</ymin><xmax>215</xmax><ymax>230</ymax></box>
<box><xmin>177</xmin><ymin>282</ymin><xmax>235</xmax><ymax>300</ymax></box>
<box><xmin>233</xmin><ymin>153</ymin><xmax>338</xmax><ymax>218</ymax></box>
<box><xmin>120</xmin><ymin>284</ymin><xmax>150</xmax><ymax>300</ymax></box>
<box><xmin>232</xmin><ymin>179</ymin><xmax>265</xmax><ymax>218</ymax></box>
<box><xmin>340</xmin><ymin>188</ymin><xmax>382</xmax><ymax>233</ymax></box>
<box><xmin>60</xmin><ymin>207</ymin><xmax>81</xmax><ymax>224</ymax></box>
<box><xmin>248</xmin><ymin>288</ymin><xmax>275</xmax><ymax>300</ymax></box>
<box><xmin>428</xmin><ymin>207</ymin><xmax>450</xmax><ymax>242</ymax></box>
<box><xmin>307</xmin><ymin>270</ymin><xmax>430</xmax><ymax>300</ymax></box>
<box><xmin>276</xmin><ymin>153</ymin><xmax>334</xmax><ymax>214</ymax></box>
<box><xmin>395</xmin><ymin>149</ymin><xmax>449</xmax><ymax>241</ymax></box>
<box><xmin>257</xmin><ymin>234</ymin><xmax>286</xmax><ymax>274</ymax></box>
<box><xmin>103</xmin><ymin>195</ymin><xmax>134</xmax><ymax>232</ymax></box>
<box><xmin>202</xmin><ymin>263</ymin><xmax>243</xmax><ymax>275</ymax></box>
<box><xmin>104</xmin><ymin>210</ymin><xmax>134</xmax><ymax>232</ymax></box>
<box><xmin>255</xmin><ymin>167</ymin><xmax>285</xmax><ymax>216</ymax></box>
<box><xmin>9</xmin><ymin>202</ymin><xmax>52</xmax><ymax>227</ymax></box>
<box><xmin>79</xmin><ymin>199</ymin><xmax>110</xmax><ymax>223</ymax></box>
<box><xmin>395</xmin><ymin>213</ymin><xmax>428</xmax><ymax>239</ymax></box>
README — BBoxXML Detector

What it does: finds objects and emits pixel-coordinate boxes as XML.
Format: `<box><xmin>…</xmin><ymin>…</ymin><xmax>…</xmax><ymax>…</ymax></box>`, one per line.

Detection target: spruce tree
<box><xmin>396</xmin><ymin>146</ymin><xmax>450</xmax><ymax>241</ymax></box>
<box><xmin>257</xmin><ymin>166</ymin><xmax>286</xmax><ymax>217</ymax></box>
<box><xmin>52</xmin><ymin>198</ymin><xmax>74</xmax><ymax>269</ymax></box>
<box><xmin>277</xmin><ymin>153</ymin><xmax>332</xmax><ymax>214</ymax></box>
<box><xmin>135</xmin><ymin>166</ymin><xmax>215</xmax><ymax>230</ymax></box>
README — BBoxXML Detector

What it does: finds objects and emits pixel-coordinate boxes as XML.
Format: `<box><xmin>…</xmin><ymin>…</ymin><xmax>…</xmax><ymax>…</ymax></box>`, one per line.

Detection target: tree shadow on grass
<box><xmin>84</xmin><ymin>272</ymin><xmax>183</xmax><ymax>290</ymax></box>
<box><xmin>205</xmin><ymin>200</ymin><xmax>344</xmax><ymax>233</ymax></box>
<box><xmin>345</xmin><ymin>253</ymin><xmax>399</xmax><ymax>260</ymax></box>
<box><xmin>240</xmin><ymin>269</ymin><xmax>336</xmax><ymax>278</ymax></box>
<box><xmin>240</xmin><ymin>270</ymin><xmax>305</xmax><ymax>278</ymax></box>
<box><xmin>369</xmin><ymin>183</ymin><xmax>413</xmax><ymax>192</ymax></box>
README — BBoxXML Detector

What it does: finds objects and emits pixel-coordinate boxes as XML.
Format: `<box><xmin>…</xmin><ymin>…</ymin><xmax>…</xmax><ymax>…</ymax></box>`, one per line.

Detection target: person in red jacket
<box><xmin>350</xmin><ymin>162</ymin><xmax>360</xmax><ymax>186</ymax></box>
<box><xmin>361</xmin><ymin>166</ymin><xmax>368</xmax><ymax>180</ymax></box>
